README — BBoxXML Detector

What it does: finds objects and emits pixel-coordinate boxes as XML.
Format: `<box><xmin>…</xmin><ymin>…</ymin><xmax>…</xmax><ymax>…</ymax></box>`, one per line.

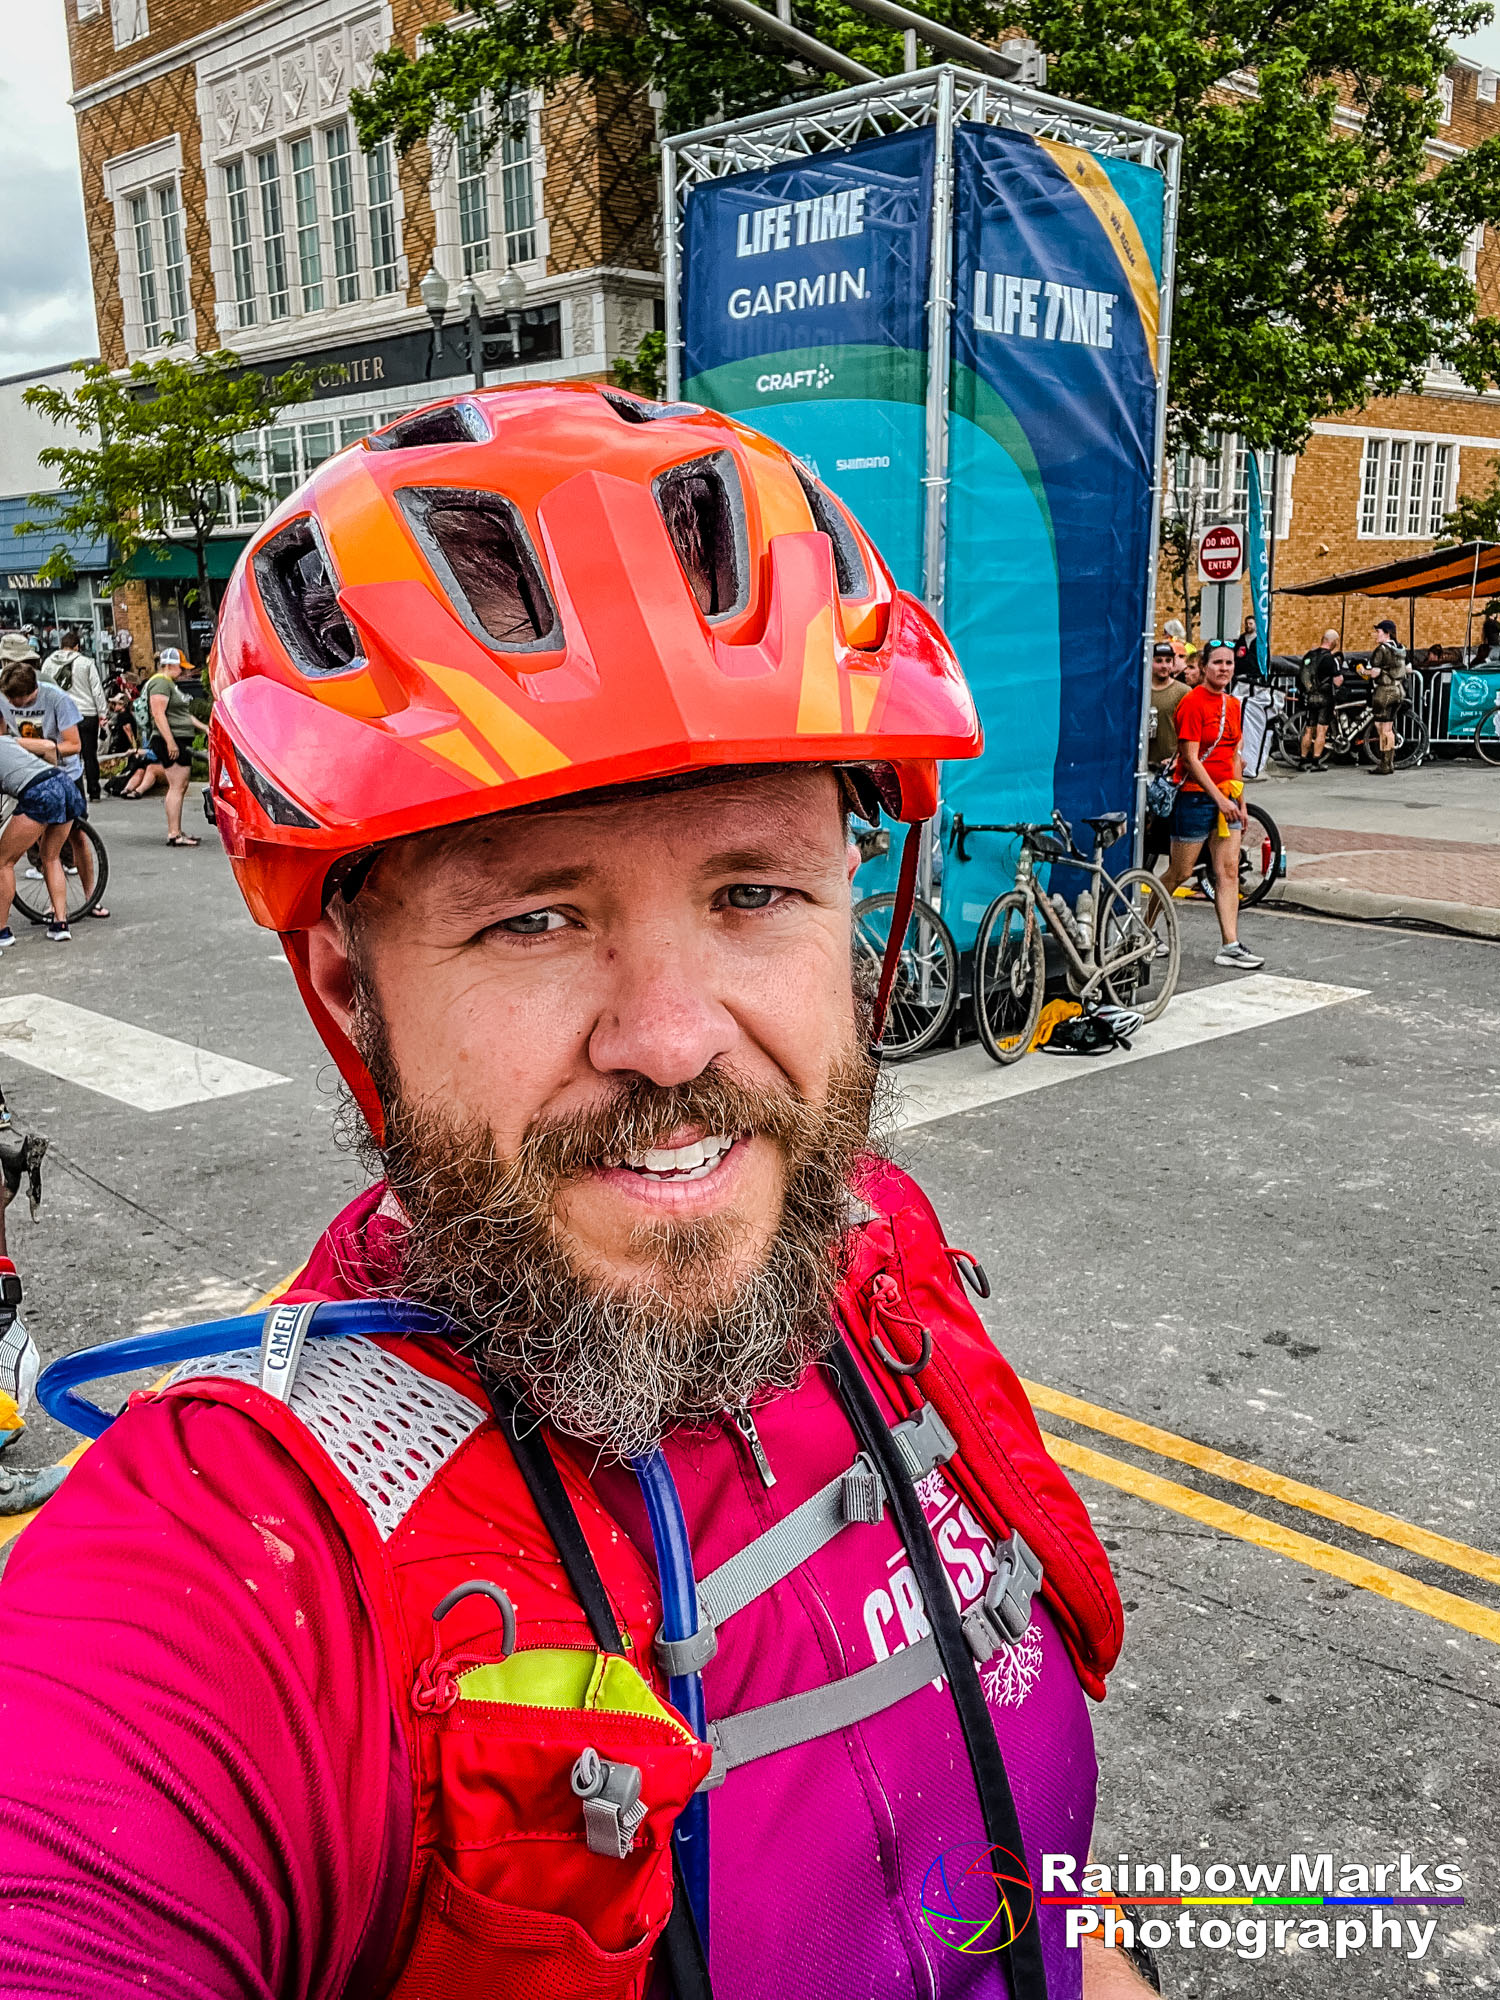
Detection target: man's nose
<box><xmin>587</xmin><ymin>936</ymin><xmax>739</xmax><ymax>1086</ymax></box>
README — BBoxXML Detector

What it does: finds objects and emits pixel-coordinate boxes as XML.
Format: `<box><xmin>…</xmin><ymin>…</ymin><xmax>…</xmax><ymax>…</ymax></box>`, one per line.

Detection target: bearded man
<box><xmin>0</xmin><ymin>389</ymin><xmax>1148</xmax><ymax>1999</ymax></box>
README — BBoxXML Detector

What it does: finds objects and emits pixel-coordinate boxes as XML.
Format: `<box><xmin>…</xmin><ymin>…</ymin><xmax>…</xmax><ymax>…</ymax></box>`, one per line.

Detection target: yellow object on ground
<box><xmin>0</xmin><ymin>1391</ymin><xmax>22</xmax><ymax>1436</ymax></box>
<box><xmin>1030</xmin><ymin>998</ymin><xmax>1082</xmax><ymax>1050</ymax></box>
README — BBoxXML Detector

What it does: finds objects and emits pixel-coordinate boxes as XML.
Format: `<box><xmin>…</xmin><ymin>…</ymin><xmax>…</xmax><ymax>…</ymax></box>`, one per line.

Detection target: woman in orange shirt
<box><xmin>1158</xmin><ymin>640</ymin><xmax>1266</xmax><ymax>970</ymax></box>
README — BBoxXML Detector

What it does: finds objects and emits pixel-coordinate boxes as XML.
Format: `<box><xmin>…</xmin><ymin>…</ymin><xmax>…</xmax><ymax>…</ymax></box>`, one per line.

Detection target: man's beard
<box><xmin>360</xmin><ymin>1011</ymin><xmax>883</xmax><ymax>1461</ymax></box>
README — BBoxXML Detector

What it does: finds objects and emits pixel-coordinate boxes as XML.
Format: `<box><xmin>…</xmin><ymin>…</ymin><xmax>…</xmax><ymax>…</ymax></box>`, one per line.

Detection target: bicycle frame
<box><xmin>1011</xmin><ymin>843</ymin><xmax>1152</xmax><ymax>1005</ymax></box>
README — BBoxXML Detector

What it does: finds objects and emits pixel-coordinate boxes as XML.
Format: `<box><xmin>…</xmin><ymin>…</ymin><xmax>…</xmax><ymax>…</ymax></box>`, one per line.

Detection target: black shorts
<box><xmin>1302</xmin><ymin>689</ymin><xmax>1334</xmax><ymax>726</ymax></box>
<box><xmin>150</xmin><ymin>734</ymin><xmax>194</xmax><ymax>770</ymax></box>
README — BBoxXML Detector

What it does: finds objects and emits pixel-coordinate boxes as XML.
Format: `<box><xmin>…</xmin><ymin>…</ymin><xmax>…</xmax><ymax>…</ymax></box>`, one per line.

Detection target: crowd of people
<box><xmin>0</xmin><ymin>627</ymin><xmax>207</xmax><ymax>947</ymax></box>
<box><xmin>1293</xmin><ymin>618</ymin><xmax>1409</xmax><ymax>774</ymax></box>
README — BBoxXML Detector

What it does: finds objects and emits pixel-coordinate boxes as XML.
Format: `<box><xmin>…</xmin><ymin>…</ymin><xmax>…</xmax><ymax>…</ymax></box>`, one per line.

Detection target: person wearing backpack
<box><xmin>40</xmin><ymin>629</ymin><xmax>107</xmax><ymax>802</ymax></box>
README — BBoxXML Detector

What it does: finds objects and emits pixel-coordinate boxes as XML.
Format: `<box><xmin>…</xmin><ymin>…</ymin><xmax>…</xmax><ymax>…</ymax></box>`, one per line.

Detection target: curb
<box><xmin>1270</xmin><ymin>880</ymin><xmax>1500</xmax><ymax>939</ymax></box>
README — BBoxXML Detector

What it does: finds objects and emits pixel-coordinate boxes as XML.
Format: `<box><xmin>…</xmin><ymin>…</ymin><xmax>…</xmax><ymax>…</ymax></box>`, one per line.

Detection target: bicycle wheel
<box><xmin>854</xmin><ymin>893</ymin><xmax>958</xmax><ymax>1060</ymax></box>
<box><xmin>1099</xmin><ymin>869</ymin><xmax>1178</xmax><ymax>1023</ymax></box>
<box><xmin>12</xmin><ymin>821</ymin><xmax>109</xmax><ymax>924</ymax></box>
<box><xmin>1476</xmin><ymin>706</ymin><xmax>1500</xmax><ymax>765</ymax></box>
<box><xmin>973</xmin><ymin>892</ymin><xmax>1045</xmax><ymax>1065</ymax></box>
<box><xmin>1200</xmin><ymin>802</ymin><xmax>1283</xmax><ymax>911</ymax></box>
<box><xmin>1270</xmin><ymin>714</ymin><xmax>1305</xmax><ymax>768</ymax></box>
<box><xmin>1394</xmin><ymin>707</ymin><xmax>1429</xmax><ymax>769</ymax></box>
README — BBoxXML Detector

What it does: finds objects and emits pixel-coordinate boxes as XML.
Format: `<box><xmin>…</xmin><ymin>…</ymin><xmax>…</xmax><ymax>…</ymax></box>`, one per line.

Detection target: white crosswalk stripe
<box><xmin>0</xmin><ymin>995</ymin><xmax>288</xmax><ymax>1111</ymax></box>
<box><xmin>892</xmin><ymin>973</ymin><xmax>1366</xmax><ymax>1131</ymax></box>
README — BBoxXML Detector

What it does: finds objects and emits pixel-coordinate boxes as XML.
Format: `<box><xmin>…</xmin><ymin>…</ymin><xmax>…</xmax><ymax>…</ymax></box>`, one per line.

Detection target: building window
<box><xmin>499</xmin><ymin>94</ymin><xmax>537</xmax><ymax>265</ymax></box>
<box><xmin>366</xmin><ymin>142</ymin><xmax>399</xmax><ymax>296</ymax></box>
<box><xmin>127</xmin><ymin>181</ymin><xmax>190</xmax><ymax>349</ymax></box>
<box><xmin>225</xmin><ymin>159</ymin><xmax>256</xmax><ymax>326</ymax></box>
<box><xmin>257</xmin><ymin>150</ymin><xmax>291</xmax><ymax>320</ymax></box>
<box><xmin>457</xmin><ymin>111</ymin><xmax>491</xmax><ymax>277</ymax></box>
<box><xmin>1171</xmin><ymin>432</ymin><xmax>1285</xmax><ymax>534</ymax></box>
<box><xmin>222</xmin><ymin>121</ymin><xmax>399</xmax><ymax>328</ymax></box>
<box><xmin>111</xmin><ymin>0</ymin><xmax>147</xmax><ymax>47</ymax></box>
<box><xmin>1438</xmin><ymin>73</ymin><xmax>1454</xmax><ymax>125</ymax></box>
<box><xmin>232</xmin><ymin>412</ymin><xmax>374</xmax><ymax>526</ymax></box>
<box><xmin>1480</xmin><ymin>68</ymin><xmax>1498</xmax><ymax>105</ymax></box>
<box><xmin>450</xmin><ymin>94</ymin><xmax>542</xmax><ymax>279</ymax></box>
<box><xmin>1359</xmin><ymin>437</ymin><xmax>1454</xmax><ymax>538</ymax></box>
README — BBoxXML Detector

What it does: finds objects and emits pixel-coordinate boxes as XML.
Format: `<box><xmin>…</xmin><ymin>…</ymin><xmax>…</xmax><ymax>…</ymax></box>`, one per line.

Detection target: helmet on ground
<box><xmin>207</xmin><ymin>383</ymin><xmax>981</xmax><ymax>1123</ymax></box>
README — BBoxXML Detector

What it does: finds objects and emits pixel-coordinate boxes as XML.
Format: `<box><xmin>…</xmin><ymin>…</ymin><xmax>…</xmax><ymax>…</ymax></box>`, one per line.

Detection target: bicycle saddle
<box><xmin>1084</xmin><ymin>812</ymin><xmax>1128</xmax><ymax>849</ymax></box>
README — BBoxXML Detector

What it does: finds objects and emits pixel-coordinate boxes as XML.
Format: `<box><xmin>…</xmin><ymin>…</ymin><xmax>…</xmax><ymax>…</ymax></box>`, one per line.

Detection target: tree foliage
<box><xmin>351</xmin><ymin>0</ymin><xmax>1500</xmax><ymax>454</ymax></box>
<box><xmin>17</xmin><ymin>350</ymin><xmax>312</xmax><ymax>617</ymax></box>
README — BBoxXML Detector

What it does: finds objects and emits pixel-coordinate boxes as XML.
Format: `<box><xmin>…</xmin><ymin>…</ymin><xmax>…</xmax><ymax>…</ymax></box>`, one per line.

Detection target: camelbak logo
<box><xmin>259</xmin><ymin>1301</ymin><xmax>317</xmax><ymax>1402</ymax></box>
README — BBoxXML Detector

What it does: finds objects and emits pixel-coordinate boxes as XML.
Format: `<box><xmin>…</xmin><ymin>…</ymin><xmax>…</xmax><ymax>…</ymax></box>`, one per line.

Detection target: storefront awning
<box><xmin>1278</xmin><ymin>541</ymin><xmax>1500</xmax><ymax>600</ymax></box>
<box><xmin>124</xmin><ymin>538</ymin><xmax>250</xmax><ymax>581</ymax></box>
<box><xmin>0</xmin><ymin>493</ymin><xmax>109</xmax><ymax>575</ymax></box>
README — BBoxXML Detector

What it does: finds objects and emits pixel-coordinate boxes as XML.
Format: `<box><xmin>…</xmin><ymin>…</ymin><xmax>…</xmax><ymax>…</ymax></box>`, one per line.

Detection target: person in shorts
<box><xmin>1297</xmin><ymin>628</ymin><xmax>1342</xmax><ymax>769</ymax></box>
<box><xmin>0</xmin><ymin>734</ymin><xmax>84</xmax><ymax>943</ymax></box>
<box><xmin>1367</xmin><ymin>618</ymin><xmax>1408</xmax><ymax>775</ymax></box>
<box><xmin>0</xmin><ymin>650</ymin><xmax>107</xmax><ymax>920</ymax></box>
<box><xmin>143</xmin><ymin>648</ymin><xmax>205</xmax><ymax>847</ymax></box>
<box><xmin>1158</xmin><ymin>639</ymin><xmax>1266</xmax><ymax>970</ymax></box>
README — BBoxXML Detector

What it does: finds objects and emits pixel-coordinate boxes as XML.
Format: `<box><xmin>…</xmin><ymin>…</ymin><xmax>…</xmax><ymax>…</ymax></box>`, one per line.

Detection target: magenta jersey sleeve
<box><xmin>0</xmin><ymin>1395</ymin><xmax>407</xmax><ymax>1998</ymax></box>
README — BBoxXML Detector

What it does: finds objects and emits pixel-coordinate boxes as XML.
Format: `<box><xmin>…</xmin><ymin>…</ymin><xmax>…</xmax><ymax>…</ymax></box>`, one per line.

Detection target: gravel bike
<box><xmin>1271</xmin><ymin>688</ymin><xmax>1428</xmax><ymax>770</ymax></box>
<box><xmin>954</xmin><ymin>810</ymin><xmax>1180</xmax><ymax>1066</ymax></box>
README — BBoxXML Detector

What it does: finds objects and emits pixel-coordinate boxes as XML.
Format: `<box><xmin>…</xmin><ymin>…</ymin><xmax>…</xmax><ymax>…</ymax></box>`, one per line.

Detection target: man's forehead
<box><xmin>388</xmin><ymin>766</ymin><xmax>845</xmax><ymax>887</ymax></box>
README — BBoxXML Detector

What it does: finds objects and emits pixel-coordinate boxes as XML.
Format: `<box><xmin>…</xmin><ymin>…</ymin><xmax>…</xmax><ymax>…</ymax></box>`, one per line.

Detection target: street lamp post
<box><xmin>456</xmin><ymin>278</ymin><xmax>487</xmax><ymax>392</ymax></box>
<box><xmin>419</xmin><ymin>266</ymin><xmax>450</xmax><ymax>378</ymax></box>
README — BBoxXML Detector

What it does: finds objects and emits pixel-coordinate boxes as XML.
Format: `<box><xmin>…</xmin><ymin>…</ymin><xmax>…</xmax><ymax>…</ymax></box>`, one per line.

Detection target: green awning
<box><xmin>125</xmin><ymin>537</ymin><xmax>248</xmax><ymax>581</ymax></box>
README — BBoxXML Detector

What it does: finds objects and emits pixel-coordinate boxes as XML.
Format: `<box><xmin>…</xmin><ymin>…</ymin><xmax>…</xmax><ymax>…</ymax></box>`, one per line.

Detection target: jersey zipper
<box><xmin>726</xmin><ymin>1403</ymin><xmax>776</xmax><ymax>1488</ymax></box>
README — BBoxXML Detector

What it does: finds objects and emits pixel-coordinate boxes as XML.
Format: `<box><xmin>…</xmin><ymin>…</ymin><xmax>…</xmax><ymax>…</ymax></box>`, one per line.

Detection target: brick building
<box><xmin>1165</xmin><ymin>54</ymin><xmax>1500</xmax><ymax>662</ymax></box>
<box><xmin>64</xmin><ymin>0</ymin><xmax>662</xmax><ymax>660</ymax></box>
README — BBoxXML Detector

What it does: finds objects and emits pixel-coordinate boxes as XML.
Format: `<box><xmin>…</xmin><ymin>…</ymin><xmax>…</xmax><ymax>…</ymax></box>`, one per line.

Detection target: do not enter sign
<box><xmin>1197</xmin><ymin>523</ymin><xmax>1245</xmax><ymax>582</ymax></box>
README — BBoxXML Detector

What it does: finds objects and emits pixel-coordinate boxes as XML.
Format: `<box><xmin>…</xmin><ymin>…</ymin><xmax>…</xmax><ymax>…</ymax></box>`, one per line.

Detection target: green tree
<box><xmin>1442</xmin><ymin>451</ymin><xmax>1500</xmax><ymax>541</ymax></box>
<box><xmin>18</xmin><ymin>349</ymin><xmax>312</xmax><ymax>639</ymax></box>
<box><xmin>612</xmin><ymin>328</ymin><xmax>668</xmax><ymax>399</ymax></box>
<box><xmin>354</xmin><ymin>0</ymin><xmax>1500</xmax><ymax>459</ymax></box>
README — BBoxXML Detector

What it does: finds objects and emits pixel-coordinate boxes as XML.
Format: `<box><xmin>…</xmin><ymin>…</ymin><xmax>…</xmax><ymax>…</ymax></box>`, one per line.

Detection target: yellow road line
<box><xmin>1043</xmin><ymin>1430</ymin><xmax>1500</xmax><ymax>1647</ymax></box>
<box><xmin>1026</xmin><ymin>1378</ymin><xmax>1500</xmax><ymax>1591</ymax></box>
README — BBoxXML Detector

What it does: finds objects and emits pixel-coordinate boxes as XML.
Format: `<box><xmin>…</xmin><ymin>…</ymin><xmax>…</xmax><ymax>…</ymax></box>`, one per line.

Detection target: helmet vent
<box><xmin>792</xmin><ymin>465</ymin><xmax>870</xmax><ymax>599</ymax></box>
<box><xmin>600</xmin><ymin>390</ymin><xmax>702</xmax><ymax>424</ymax></box>
<box><xmin>653</xmin><ymin>451</ymin><xmax>748</xmax><ymax>621</ymax></box>
<box><xmin>398</xmin><ymin>487</ymin><xmax>560</xmax><ymax>653</ymax></box>
<box><xmin>234</xmin><ymin>749</ymin><xmax>320</xmax><ymax>828</ymax></box>
<box><xmin>253</xmin><ymin>517</ymin><xmax>366</xmax><ymax>678</ymax></box>
<box><xmin>368</xmin><ymin>402</ymin><xmax>489</xmax><ymax>450</ymax></box>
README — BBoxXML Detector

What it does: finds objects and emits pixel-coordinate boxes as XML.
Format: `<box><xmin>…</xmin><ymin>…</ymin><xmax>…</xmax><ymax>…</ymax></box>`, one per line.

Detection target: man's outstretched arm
<box><xmin>0</xmin><ymin>1396</ymin><xmax>400</xmax><ymax>1998</ymax></box>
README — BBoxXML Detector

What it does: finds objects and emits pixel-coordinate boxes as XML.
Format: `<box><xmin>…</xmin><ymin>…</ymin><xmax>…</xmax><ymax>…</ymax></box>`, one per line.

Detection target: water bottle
<box><xmin>1049</xmin><ymin>892</ymin><xmax>1082</xmax><ymax>945</ymax></box>
<box><xmin>1075</xmin><ymin>889</ymin><xmax>1095</xmax><ymax>951</ymax></box>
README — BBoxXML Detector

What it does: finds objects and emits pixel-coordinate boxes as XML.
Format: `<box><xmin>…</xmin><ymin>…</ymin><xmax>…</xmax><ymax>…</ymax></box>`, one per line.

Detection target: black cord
<box><xmin>834</xmin><ymin>1339</ymin><xmax>1050</xmax><ymax>2000</ymax></box>
<box><xmin>485</xmin><ymin>1383</ymin><xmax>714</xmax><ymax>2000</ymax></box>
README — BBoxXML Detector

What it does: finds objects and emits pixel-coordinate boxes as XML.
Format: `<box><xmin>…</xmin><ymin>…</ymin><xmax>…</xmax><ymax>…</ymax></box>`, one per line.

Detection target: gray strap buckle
<box><xmin>655</xmin><ymin>1624</ymin><xmax>718</xmax><ymax>1677</ymax></box>
<box><xmin>891</xmin><ymin>1401</ymin><xmax>957</xmax><ymax>1481</ymax></box>
<box><xmin>571</xmin><ymin>1747</ymin><xmax>648</xmax><ymax>1858</ymax></box>
<box><xmin>258</xmin><ymin>1301</ymin><xmax>318</xmax><ymax>1404</ymax></box>
<box><xmin>961</xmin><ymin>1531</ymin><xmax>1044</xmax><ymax>1661</ymax></box>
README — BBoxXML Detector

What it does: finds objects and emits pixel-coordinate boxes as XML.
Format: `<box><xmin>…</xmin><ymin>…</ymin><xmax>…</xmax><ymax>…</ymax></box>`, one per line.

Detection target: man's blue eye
<box><xmin>726</xmin><ymin>885</ymin><xmax>776</xmax><ymax>910</ymax></box>
<box><xmin>501</xmin><ymin>909</ymin><xmax>562</xmax><ymax>934</ymax></box>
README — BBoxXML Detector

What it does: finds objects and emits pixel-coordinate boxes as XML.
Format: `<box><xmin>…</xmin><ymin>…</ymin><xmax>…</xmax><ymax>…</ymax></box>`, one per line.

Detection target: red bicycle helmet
<box><xmin>208</xmin><ymin>383</ymin><xmax>980</xmax><ymax>1123</ymax></box>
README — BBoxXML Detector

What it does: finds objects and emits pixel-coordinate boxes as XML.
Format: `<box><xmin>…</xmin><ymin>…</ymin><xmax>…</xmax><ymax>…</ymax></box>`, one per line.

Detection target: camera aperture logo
<box><xmin>919</xmin><ymin>1844</ymin><xmax>1035</xmax><ymax>1954</ymax></box>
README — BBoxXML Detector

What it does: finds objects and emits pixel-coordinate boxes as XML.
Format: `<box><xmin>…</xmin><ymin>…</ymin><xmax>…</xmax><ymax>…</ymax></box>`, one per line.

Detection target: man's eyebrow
<box><xmin>437</xmin><ymin>859</ymin><xmax>596</xmax><ymax>908</ymax></box>
<box><xmin>701</xmin><ymin>845</ymin><xmax>818</xmax><ymax>876</ymax></box>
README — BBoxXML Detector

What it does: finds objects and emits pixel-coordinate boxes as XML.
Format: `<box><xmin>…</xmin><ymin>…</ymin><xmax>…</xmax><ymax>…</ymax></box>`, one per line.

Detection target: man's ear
<box><xmin>847</xmin><ymin>841</ymin><xmax>861</xmax><ymax>885</ymax></box>
<box><xmin>302</xmin><ymin>913</ymin><xmax>359</xmax><ymax>1038</ymax></box>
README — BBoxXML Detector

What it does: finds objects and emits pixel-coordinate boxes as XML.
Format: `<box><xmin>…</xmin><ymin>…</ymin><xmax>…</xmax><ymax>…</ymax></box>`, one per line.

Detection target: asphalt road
<box><xmin>2</xmin><ymin>789</ymin><xmax>1497</xmax><ymax>1996</ymax></box>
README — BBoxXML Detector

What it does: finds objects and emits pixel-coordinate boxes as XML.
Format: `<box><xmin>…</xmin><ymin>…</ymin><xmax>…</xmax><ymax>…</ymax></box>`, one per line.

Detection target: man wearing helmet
<box><xmin>0</xmin><ymin>388</ymin><xmax>1145</xmax><ymax>1999</ymax></box>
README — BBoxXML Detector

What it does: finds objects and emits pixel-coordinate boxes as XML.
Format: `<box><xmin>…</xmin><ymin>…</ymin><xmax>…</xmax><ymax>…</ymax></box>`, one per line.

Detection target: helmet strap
<box><xmin>871</xmin><ymin>821</ymin><xmax>925</xmax><ymax>1047</ymax></box>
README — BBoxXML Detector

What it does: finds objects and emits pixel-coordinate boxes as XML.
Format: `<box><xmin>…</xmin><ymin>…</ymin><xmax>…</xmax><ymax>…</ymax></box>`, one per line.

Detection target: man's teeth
<box><xmin>619</xmin><ymin>1134</ymin><xmax>736</xmax><ymax>1180</ymax></box>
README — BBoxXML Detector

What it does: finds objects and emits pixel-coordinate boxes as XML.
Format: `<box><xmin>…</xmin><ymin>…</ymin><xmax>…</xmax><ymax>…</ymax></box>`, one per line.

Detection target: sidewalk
<box><xmin>1254</xmin><ymin>760</ymin><xmax>1500</xmax><ymax>937</ymax></box>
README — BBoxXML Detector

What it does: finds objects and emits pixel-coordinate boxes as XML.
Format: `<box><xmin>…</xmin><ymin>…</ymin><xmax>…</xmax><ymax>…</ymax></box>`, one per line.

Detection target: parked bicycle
<box><xmin>954</xmin><ymin>810</ymin><xmax>1180</xmax><ymax>1066</ymax></box>
<box><xmin>852</xmin><ymin>889</ymin><xmax>959</xmax><ymax>1059</ymax></box>
<box><xmin>1270</xmin><ymin>687</ymin><xmax>1428</xmax><ymax>770</ymax></box>
<box><xmin>1472</xmin><ymin>689</ymin><xmax>1500</xmax><ymax>764</ymax></box>
<box><xmin>0</xmin><ymin>801</ymin><xmax>109</xmax><ymax>925</ymax></box>
<box><xmin>1194</xmin><ymin>799</ymin><xmax>1283</xmax><ymax>908</ymax></box>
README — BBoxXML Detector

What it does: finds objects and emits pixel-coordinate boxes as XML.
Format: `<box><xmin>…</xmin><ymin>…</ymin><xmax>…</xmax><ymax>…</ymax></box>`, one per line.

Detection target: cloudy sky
<box><xmin>4</xmin><ymin>6</ymin><xmax>1500</xmax><ymax>384</ymax></box>
<box><xmin>0</xmin><ymin>7</ymin><xmax>97</xmax><ymax>379</ymax></box>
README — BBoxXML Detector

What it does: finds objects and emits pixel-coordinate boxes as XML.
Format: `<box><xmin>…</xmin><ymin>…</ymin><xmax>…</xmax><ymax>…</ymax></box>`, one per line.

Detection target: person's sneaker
<box><xmin>22</xmin><ymin>866</ymin><xmax>41</xmax><ymax>880</ymax></box>
<box><xmin>1214</xmin><ymin>940</ymin><xmax>1264</xmax><ymax>969</ymax></box>
<box><xmin>45</xmin><ymin>921</ymin><xmax>71</xmax><ymax>944</ymax></box>
<box><xmin>0</xmin><ymin>928</ymin><xmax>14</xmax><ymax>950</ymax></box>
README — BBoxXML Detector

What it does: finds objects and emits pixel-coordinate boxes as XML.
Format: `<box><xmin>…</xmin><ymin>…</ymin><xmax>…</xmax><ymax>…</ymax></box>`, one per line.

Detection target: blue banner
<box><xmin>680</xmin><ymin>128</ymin><xmax>935</xmax><ymax>592</ymax></box>
<box><xmin>939</xmin><ymin>124</ymin><xmax>1164</xmax><ymax>941</ymax></box>
<box><xmin>1247</xmin><ymin>453</ymin><xmax>1271</xmax><ymax>670</ymax></box>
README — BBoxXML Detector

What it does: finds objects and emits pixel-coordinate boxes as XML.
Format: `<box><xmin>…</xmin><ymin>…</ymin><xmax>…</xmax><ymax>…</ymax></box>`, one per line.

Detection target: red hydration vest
<box><xmin>159</xmin><ymin>1160</ymin><xmax>1121</xmax><ymax>1996</ymax></box>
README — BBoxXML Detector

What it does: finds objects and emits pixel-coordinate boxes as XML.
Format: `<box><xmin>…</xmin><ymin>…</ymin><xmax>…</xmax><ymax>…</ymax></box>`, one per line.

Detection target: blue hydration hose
<box><xmin>36</xmin><ymin>1300</ymin><xmax>449</xmax><ymax>1438</ymax></box>
<box><xmin>631</xmin><ymin>1447</ymin><xmax>711</xmax><ymax>1953</ymax></box>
